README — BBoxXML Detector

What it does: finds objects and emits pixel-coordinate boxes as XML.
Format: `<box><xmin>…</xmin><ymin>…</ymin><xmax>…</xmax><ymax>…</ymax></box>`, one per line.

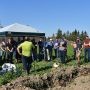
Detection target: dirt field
<box><xmin>0</xmin><ymin>65</ymin><xmax>90</xmax><ymax>90</ymax></box>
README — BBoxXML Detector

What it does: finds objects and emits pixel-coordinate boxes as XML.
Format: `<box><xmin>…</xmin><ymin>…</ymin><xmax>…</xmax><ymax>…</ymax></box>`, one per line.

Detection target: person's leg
<box><xmin>54</xmin><ymin>49</ymin><xmax>57</xmax><ymax>58</ymax></box>
<box><xmin>45</xmin><ymin>48</ymin><xmax>47</xmax><ymax>60</ymax></box>
<box><xmin>65</xmin><ymin>49</ymin><xmax>68</xmax><ymax>61</ymax></box>
<box><xmin>73</xmin><ymin>48</ymin><xmax>76</xmax><ymax>60</ymax></box>
<box><xmin>34</xmin><ymin>51</ymin><xmax>37</xmax><ymax>60</ymax></box>
<box><xmin>5</xmin><ymin>51</ymin><xmax>8</xmax><ymax>63</ymax></box>
<box><xmin>3</xmin><ymin>51</ymin><xmax>6</xmax><ymax>61</ymax></box>
<box><xmin>47</xmin><ymin>49</ymin><xmax>50</xmax><ymax>60</ymax></box>
<box><xmin>58</xmin><ymin>50</ymin><xmax>61</xmax><ymax>60</ymax></box>
<box><xmin>38</xmin><ymin>48</ymin><xmax>42</xmax><ymax>61</ymax></box>
<box><xmin>77</xmin><ymin>56</ymin><xmax>80</xmax><ymax>66</ymax></box>
<box><xmin>57</xmin><ymin>48</ymin><xmax>59</xmax><ymax>58</ymax></box>
<box><xmin>76</xmin><ymin>50</ymin><xmax>80</xmax><ymax>66</ymax></box>
<box><xmin>49</xmin><ymin>49</ymin><xmax>52</xmax><ymax>61</ymax></box>
<box><xmin>0</xmin><ymin>50</ymin><xmax>2</xmax><ymax>60</ymax></box>
<box><xmin>58</xmin><ymin>49</ymin><xmax>60</xmax><ymax>58</ymax></box>
<box><xmin>27</xmin><ymin>56</ymin><xmax>33</xmax><ymax>74</ymax></box>
<box><xmin>7</xmin><ymin>52</ymin><xmax>10</xmax><ymax>63</ymax></box>
<box><xmin>10</xmin><ymin>52</ymin><xmax>13</xmax><ymax>63</ymax></box>
<box><xmin>43</xmin><ymin>48</ymin><xmax>46</xmax><ymax>60</ymax></box>
<box><xmin>84</xmin><ymin>48</ymin><xmax>88</xmax><ymax>62</ymax></box>
<box><xmin>41</xmin><ymin>49</ymin><xmax>44</xmax><ymax>60</ymax></box>
<box><xmin>62</xmin><ymin>51</ymin><xmax>66</xmax><ymax>64</ymax></box>
<box><xmin>59</xmin><ymin>50</ymin><xmax>63</xmax><ymax>63</ymax></box>
<box><xmin>22</xmin><ymin>56</ymin><xmax>27</xmax><ymax>71</ymax></box>
<box><xmin>88</xmin><ymin>48</ymin><xmax>90</xmax><ymax>62</ymax></box>
<box><xmin>2</xmin><ymin>51</ymin><xmax>4</xmax><ymax>61</ymax></box>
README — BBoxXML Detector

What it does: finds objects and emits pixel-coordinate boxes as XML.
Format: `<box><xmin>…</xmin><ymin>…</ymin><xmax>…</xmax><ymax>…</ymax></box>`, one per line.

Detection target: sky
<box><xmin>0</xmin><ymin>0</ymin><xmax>90</xmax><ymax>37</ymax></box>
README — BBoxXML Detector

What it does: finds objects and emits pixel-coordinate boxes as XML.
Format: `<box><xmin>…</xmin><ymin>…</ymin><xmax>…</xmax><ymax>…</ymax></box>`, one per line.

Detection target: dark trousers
<box><xmin>2</xmin><ymin>50</ymin><xmax>6</xmax><ymax>61</ymax></box>
<box><xmin>22</xmin><ymin>55</ymin><xmax>33</xmax><ymax>74</ymax></box>
<box><xmin>73</xmin><ymin>48</ymin><xmax>76</xmax><ymax>60</ymax></box>
<box><xmin>7</xmin><ymin>52</ymin><xmax>13</xmax><ymax>63</ymax></box>
<box><xmin>16</xmin><ymin>50</ymin><xmax>21</xmax><ymax>60</ymax></box>
<box><xmin>38</xmin><ymin>48</ymin><xmax>44</xmax><ymax>61</ymax></box>
<box><xmin>59</xmin><ymin>50</ymin><xmax>66</xmax><ymax>64</ymax></box>
<box><xmin>84</xmin><ymin>48</ymin><xmax>90</xmax><ymax>62</ymax></box>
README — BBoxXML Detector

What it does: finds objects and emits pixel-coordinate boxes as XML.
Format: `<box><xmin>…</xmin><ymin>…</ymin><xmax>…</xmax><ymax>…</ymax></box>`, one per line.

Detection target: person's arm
<box><xmin>83</xmin><ymin>42</ymin><xmax>89</xmax><ymax>46</ymax></box>
<box><xmin>0</xmin><ymin>44</ymin><xmax>5</xmax><ymax>51</ymax></box>
<box><xmin>17</xmin><ymin>44</ymin><xmax>22</xmax><ymax>55</ymax></box>
<box><xmin>7</xmin><ymin>46</ymin><xmax>11</xmax><ymax>52</ymax></box>
<box><xmin>89</xmin><ymin>40</ymin><xmax>90</xmax><ymax>46</ymax></box>
<box><xmin>10</xmin><ymin>47</ymin><xmax>14</xmax><ymax>52</ymax></box>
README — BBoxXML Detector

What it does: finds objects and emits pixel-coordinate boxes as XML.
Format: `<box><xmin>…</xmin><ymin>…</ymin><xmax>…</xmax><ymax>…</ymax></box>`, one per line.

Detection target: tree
<box><xmin>56</xmin><ymin>29</ymin><xmax>62</xmax><ymax>39</ymax></box>
<box><xmin>66</xmin><ymin>30</ymin><xmax>70</xmax><ymax>40</ymax></box>
<box><xmin>84</xmin><ymin>31</ymin><xmax>88</xmax><ymax>37</ymax></box>
<box><xmin>51</xmin><ymin>33</ymin><xmax>56</xmax><ymax>40</ymax></box>
<box><xmin>77</xmin><ymin>31</ymin><xmax>80</xmax><ymax>37</ymax></box>
<box><xmin>80</xmin><ymin>30</ymin><xmax>88</xmax><ymax>41</ymax></box>
<box><xmin>70</xmin><ymin>29</ymin><xmax>78</xmax><ymax>41</ymax></box>
<box><xmin>63</xmin><ymin>33</ymin><xmax>66</xmax><ymax>38</ymax></box>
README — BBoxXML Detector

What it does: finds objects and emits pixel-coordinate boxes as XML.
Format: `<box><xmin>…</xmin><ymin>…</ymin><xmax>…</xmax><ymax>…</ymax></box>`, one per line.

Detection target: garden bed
<box><xmin>0</xmin><ymin>65</ymin><xmax>90</xmax><ymax>90</ymax></box>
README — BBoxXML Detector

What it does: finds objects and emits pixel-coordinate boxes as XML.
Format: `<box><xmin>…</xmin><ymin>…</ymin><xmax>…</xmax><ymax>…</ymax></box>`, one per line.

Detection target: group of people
<box><xmin>0</xmin><ymin>35</ymin><xmax>90</xmax><ymax>74</ymax></box>
<box><xmin>45</xmin><ymin>36</ymin><xmax>90</xmax><ymax>65</ymax></box>
<box><xmin>44</xmin><ymin>37</ymin><xmax>67</xmax><ymax>64</ymax></box>
<box><xmin>71</xmin><ymin>35</ymin><xmax>90</xmax><ymax>65</ymax></box>
<box><xmin>0</xmin><ymin>38</ymin><xmax>15</xmax><ymax>63</ymax></box>
<box><xmin>0</xmin><ymin>37</ymin><xmax>36</xmax><ymax>74</ymax></box>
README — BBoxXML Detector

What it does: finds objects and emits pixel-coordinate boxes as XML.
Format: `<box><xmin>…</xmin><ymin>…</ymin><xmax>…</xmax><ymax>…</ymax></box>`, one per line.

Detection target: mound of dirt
<box><xmin>0</xmin><ymin>65</ymin><xmax>90</xmax><ymax>90</ymax></box>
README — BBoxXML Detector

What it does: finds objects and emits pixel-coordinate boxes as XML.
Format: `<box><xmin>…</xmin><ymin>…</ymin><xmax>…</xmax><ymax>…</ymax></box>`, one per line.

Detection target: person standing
<box><xmin>76</xmin><ymin>37</ymin><xmax>83</xmax><ymax>64</ymax></box>
<box><xmin>46</xmin><ymin>38</ymin><xmax>53</xmax><ymax>61</ymax></box>
<box><xmin>38</xmin><ymin>38</ymin><xmax>44</xmax><ymax>61</ymax></box>
<box><xmin>83</xmin><ymin>36</ymin><xmax>90</xmax><ymax>62</ymax></box>
<box><xmin>59</xmin><ymin>38</ymin><xmax>67</xmax><ymax>64</ymax></box>
<box><xmin>71</xmin><ymin>41</ymin><xmax>77</xmax><ymax>60</ymax></box>
<box><xmin>31</xmin><ymin>38</ymin><xmax>37</xmax><ymax>61</ymax></box>
<box><xmin>53</xmin><ymin>39</ymin><xmax>59</xmax><ymax>58</ymax></box>
<box><xmin>6</xmin><ymin>38</ymin><xmax>14</xmax><ymax>63</ymax></box>
<box><xmin>0</xmin><ymin>39</ymin><xmax>7</xmax><ymax>62</ymax></box>
<box><xmin>17</xmin><ymin>37</ymin><xmax>34</xmax><ymax>74</ymax></box>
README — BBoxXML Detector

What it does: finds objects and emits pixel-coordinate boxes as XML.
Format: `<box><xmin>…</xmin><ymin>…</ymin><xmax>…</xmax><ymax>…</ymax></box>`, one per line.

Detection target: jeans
<box><xmin>84</xmin><ymin>48</ymin><xmax>90</xmax><ymax>62</ymax></box>
<box><xmin>22</xmin><ymin>55</ymin><xmax>33</xmax><ymax>74</ymax></box>
<box><xmin>7</xmin><ymin>51</ymin><xmax>13</xmax><ymax>63</ymax></box>
<box><xmin>38</xmin><ymin>48</ymin><xmax>44</xmax><ymax>61</ymax></box>
<box><xmin>59</xmin><ymin>50</ymin><xmax>66</xmax><ymax>64</ymax></box>
<box><xmin>13</xmin><ymin>50</ymin><xmax>16</xmax><ymax>59</ymax></box>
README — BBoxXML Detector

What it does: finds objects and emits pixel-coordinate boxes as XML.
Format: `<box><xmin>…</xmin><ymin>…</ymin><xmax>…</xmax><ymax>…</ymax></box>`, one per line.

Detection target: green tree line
<box><xmin>51</xmin><ymin>29</ymin><xmax>88</xmax><ymax>41</ymax></box>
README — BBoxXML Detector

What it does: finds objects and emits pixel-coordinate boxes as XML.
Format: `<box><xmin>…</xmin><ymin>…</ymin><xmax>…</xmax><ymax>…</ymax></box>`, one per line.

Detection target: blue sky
<box><xmin>0</xmin><ymin>0</ymin><xmax>90</xmax><ymax>37</ymax></box>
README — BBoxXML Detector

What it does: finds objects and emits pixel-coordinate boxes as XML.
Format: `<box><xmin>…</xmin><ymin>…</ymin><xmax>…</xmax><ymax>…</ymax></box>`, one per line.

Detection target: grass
<box><xmin>0</xmin><ymin>43</ymin><xmax>89</xmax><ymax>85</ymax></box>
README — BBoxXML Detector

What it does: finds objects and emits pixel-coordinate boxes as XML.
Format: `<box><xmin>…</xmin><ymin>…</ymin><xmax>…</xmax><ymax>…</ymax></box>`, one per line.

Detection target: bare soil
<box><xmin>0</xmin><ymin>65</ymin><xmax>90</xmax><ymax>90</ymax></box>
